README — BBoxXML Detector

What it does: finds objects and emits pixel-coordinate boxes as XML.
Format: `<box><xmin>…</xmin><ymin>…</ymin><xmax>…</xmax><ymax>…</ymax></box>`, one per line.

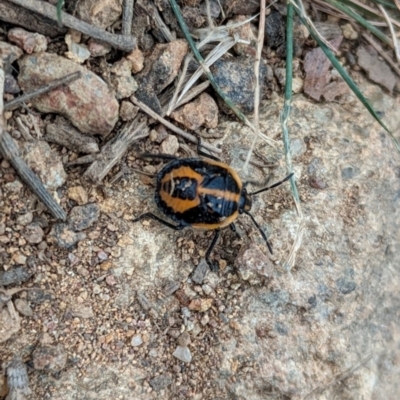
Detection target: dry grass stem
<box><xmin>283</xmin><ymin>218</ymin><xmax>305</xmax><ymax>269</ymax></box>
<box><xmin>131</xmin><ymin>96</ymin><xmax>222</xmax><ymax>154</ymax></box>
<box><xmin>243</xmin><ymin>0</ymin><xmax>267</xmax><ymax>175</ymax></box>
<box><xmin>377</xmin><ymin>4</ymin><xmax>400</xmax><ymax>63</ymax></box>
<box><xmin>176</xmin><ymin>36</ymin><xmax>237</xmax><ymax>105</ymax></box>
<box><xmin>342</xmin><ymin>0</ymin><xmax>400</xmax><ymax>29</ymax></box>
<box><xmin>174</xmin><ymin>81</ymin><xmax>210</xmax><ymax>109</ymax></box>
<box><xmin>166</xmin><ymin>55</ymin><xmax>192</xmax><ymax>116</ymax></box>
<box><xmin>291</xmin><ymin>0</ymin><xmax>340</xmax><ymax>54</ymax></box>
<box><xmin>205</xmin><ymin>0</ymin><xmax>214</xmax><ymax>29</ymax></box>
<box><xmin>194</xmin><ymin>14</ymin><xmax>259</xmax><ymax>42</ymax></box>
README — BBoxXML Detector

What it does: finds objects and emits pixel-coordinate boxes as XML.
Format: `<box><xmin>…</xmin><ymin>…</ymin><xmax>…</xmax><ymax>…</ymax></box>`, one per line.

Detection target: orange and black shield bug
<box><xmin>132</xmin><ymin>152</ymin><xmax>293</xmax><ymax>271</ymax></box>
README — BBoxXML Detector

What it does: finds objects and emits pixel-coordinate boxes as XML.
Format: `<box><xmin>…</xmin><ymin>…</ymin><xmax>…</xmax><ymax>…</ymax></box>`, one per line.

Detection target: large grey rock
<box><xmin>21</xmin><ymin>82</ymin><xmax>400</xmax><ymax>399</ymax></box>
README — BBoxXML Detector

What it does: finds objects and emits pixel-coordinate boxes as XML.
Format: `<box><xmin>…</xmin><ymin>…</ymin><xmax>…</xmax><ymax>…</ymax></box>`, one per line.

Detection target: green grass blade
<box><xmin>338</xmin><ymin>0</ymin><xmax>385</xmax><ymax>20</ymax></box>
<box><xmin>294</xmin><ymin>5</ymin><xmax>400</xmax><ymax>153</ymax></box>
<box><xmin>324</xmin><ymin>0</ymin><xmax>392</xmax><ymax>47</ymax></box>
<box><xmin>282</xmin><ymin>3</ymin><xmax>300</xmax><ymax>205</ymax></box>
<box><xmin>370</xmin><ymin>0</ymin><xmax>399</xmax><ymax>9</ymax></box>
<box><xmin>169</xmin><ymin>0</ymin><xmax>248</xmax><ymax>125</ymax></box>
<box><xmin>57</xmin><ymin>0</ymin><xmax>64</xmax><ymax>25</ymax></box>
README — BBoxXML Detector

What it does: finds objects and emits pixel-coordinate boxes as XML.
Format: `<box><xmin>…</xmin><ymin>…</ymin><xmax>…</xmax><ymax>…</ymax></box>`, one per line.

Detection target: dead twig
<box><xmin>122</xmin><ymin>0</ymin><xmax>135</xmax><ymax>36</ymax></box>
<box><xmin>45</xmin><ymin>117</ymin><xmax>99</xmax><ymax>154</ymax></box>
<box><xmin>131</xmin><ymin>96</ymin><xmax>222</xmax><ymax>154</ymax></box>
<box><xmin>0</xmin><ymin>62</ymin><xmax>66</xmax><ymax>220</ymax></box>
<box><xmin>4</xmin><ymin>71</ymin><xmax>81</xmax><ymax>110</ymax></box>
<box><xmin>8</xmin><ymin>0</ymin><xmax>136</xmax><ymax>51</ymax></box>
<box><xmin>0</xmin><ymin>0</ymin><xmax>66</xmax><ymax>37</ymax></box>
<box><xmin>137</xmin><ymin>0</ymin><xmax>175</xmax><ymax>42</ymax></box>
<box><xmin>84</xmin><ymin>116</ymin><xmax>149</xmax><ymax>182</ymax></box>
<box><xmin>0</xmin><ymin>131</ymin><xmax>67</xmax><ymax>220</ymax></box>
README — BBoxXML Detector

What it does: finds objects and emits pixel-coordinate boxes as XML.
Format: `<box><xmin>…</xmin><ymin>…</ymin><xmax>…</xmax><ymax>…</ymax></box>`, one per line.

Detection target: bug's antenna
<box><xmin>244</xmin><ymin>211</ymin><xmax>273</xmax><ymax>254</ymax></box>
<box><xmin>249</xmin><ymin>173</ymin><xmax>294</xmax><ymax>196</ymax></box>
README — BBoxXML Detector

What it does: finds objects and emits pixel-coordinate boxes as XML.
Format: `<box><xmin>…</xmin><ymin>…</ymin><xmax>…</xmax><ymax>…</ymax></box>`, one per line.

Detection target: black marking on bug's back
<box><xmin>201</xmin><ymin>169</ymin><xmax>240</xmax><ymax>193</ymax></box>
<box><xmin>155</xmin><ymin>158</ymin><xmax>241</xmax><ymax>225</ymax></box>
<box><xmin>179</xmin><ymin>195</ymin><xmax>239</xmax><ymax>225</ymax></box>
<box><xmin>161</xmin><ymin>177</ymin><xmax>198</xmax><ymax>200</ymax></box>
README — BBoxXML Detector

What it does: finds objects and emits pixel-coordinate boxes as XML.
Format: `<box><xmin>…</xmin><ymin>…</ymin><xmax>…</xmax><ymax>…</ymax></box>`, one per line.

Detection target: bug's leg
<box><xmin>244</xmin><ymin>211</ymin><xmax>273</xmax><ymax>254</ymax></box>
<box><xmin>205</xmin><ymin>230</ymin><xmax>221</xmax><ymax>271</ymax></box>
<box><xmin>196</xmin><ymin>137</ymin><xmax>221</xmax><ymax>161</ymax></box>
<box><xmin>132</xmin><ymin>213</ymin><xmax>185</xmax><ymax>230</ymax></box>
<box><xmin>229</xmin><ymin>223</ymin><xmax>241</xmax><ymax>239</ymax></box>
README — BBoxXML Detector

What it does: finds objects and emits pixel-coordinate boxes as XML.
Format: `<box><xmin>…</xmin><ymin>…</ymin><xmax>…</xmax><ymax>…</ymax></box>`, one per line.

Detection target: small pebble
<box><xmin>67</xmin><ymin>186</ymin><xmax>88</xmax><ymax>205</ymax></box>
<box><xmin>12</xmin><ymin>253</ymin><xmax>27</xmax><ymax>265</ymax></box>
<box><xmin>119</xmin><ymin>101</ymin><xmax>139</xmax><ymax>121</ymax></box>
<box><xmin>191</xmin><ymin>259</ymin><xmax>208</xmax><ymax>284</ymax></box>
<box><xmin>68</xmin><ymin>203</ymin><xmax>100</xmax><ymax>231</ymax></box>
<box><xmin>23</xmin><ymin>223</ymin><xmax>44</xmax><ymax>244</ymax></box>
<box><xmin>27</xmin><ymin>288</ymin><xmax>52</xmax><ymax>304</ymax></box>
<box><xmin>131</xmin><ymin>335</ymin><xmax>143</xmax><ymax>347</ymax></box>
<box><xmin>149</xmin><ymin>374</ymin><xmax>172</xmax><ymax>391</ymax></box>
<box><xmin>200</xmin><ymin>314</ymin><xmax>210</xmax><ymax>326</ymax></box>
<box><xmin>163</xmin><ymin>280</ymin><xmax>180</xmax><ymax>296</ymax></box>
<box><xmin>14</xmin><ymin>298</ymin><xmax>33</xmax><ymax>317</ymax></box>
<box><xmin>4</xmin><ymin>180</ymin><xmax>23</xmax><ymax>193</ymax></box>
<box><xmin>149</xmin><ymin>349</ymin><xmax>158</xmax><ymax>358</ymax></box>
<box><xmin>172</xmin><ymin>346</ymin><xmax>192</xmax><ymax>363</ymax></box>
<box><xmin>69</xmin><ymin>305</ymin><xmax>94</xmax><ymax>319</ymax></box>
<box><xmin>341</xmin><ymin>23</ymin><xmax>358</xmax><ymax>40</ymax></box>
<box><xmin>32</xmin><ymin>344</ymin><xmax>67</xmax><ymax>372</ymax></box>
<box><xmin>51</xmin><ymin>223</ymin><xmax>86</xmax><ymax>248</ymax></box>
<box><xmin>188</xmin><ymin>298</ymin><xmax>213</xmax><ymax>312</ymax></box>
<box><xmin>127</xmin><ymin>48</ymin><xmax>145</xmax><ymax>73</ymax></box>
<box><xmin>160</xmin><ymin>135</ymin><xmax>179</xmax><ymax>155</ymax></box>
<box><xmin>177</xmin><ymin>331</ymin><xmax>191</xmax><ymax>347</ymax></box>
<box><xmin>168</xmin><ymin>329</ymin><xmax>181</xmax><ymax>338</ymax></box>
<box><xmin>0</xmin><ymin>266</ymin><xmax>32</xmax><ymax>286</ymax></box>
<box><xmin>201</xmin><ymin>284</ymin><xmax>212</xmax><ymax>296</ymax></box>
<box><xmin>16</xmin><ymin>212</ymin><xmax>33</xmax><ymax>226</ymax></box>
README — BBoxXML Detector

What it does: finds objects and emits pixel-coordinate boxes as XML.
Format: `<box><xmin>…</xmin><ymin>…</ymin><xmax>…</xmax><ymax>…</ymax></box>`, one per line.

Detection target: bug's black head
<box><xmin>238</xmin><ymin>188</ymin><xmax>252</xmax><ymax>214</ymax></box>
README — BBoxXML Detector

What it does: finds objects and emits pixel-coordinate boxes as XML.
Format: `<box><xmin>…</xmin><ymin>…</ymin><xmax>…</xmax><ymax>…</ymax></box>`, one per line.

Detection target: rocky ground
<box><xmin>1</xmin><ymin>0</ymin><xmax>400</xmax><ymax>399</ymax></box>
